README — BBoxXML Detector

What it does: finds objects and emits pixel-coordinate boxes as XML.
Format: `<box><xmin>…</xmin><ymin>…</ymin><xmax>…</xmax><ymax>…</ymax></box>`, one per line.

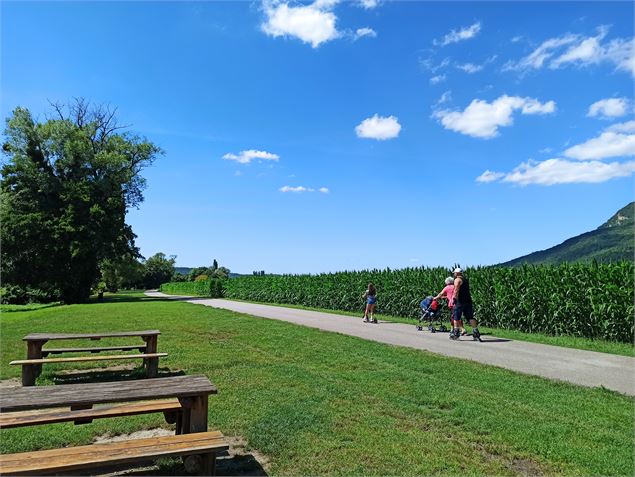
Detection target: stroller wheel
<box><xmin>430</xmin><ymin>328</ymin><xmax>436</xmax><ymax>333</ymax></box>
<box><xmin>416</xmin><ymin>326</ymin><xmax>422</xmax><ymax>331</ymax></box>
<box><xmin>440</xmin><ymin>325</ymin><xmax>447</xmax><ymax>332</ymax></box>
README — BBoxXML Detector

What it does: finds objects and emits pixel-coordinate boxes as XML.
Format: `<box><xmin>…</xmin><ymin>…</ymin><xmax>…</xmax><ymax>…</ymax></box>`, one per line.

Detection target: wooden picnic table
<box><xmin>16</xmin><ymin>330</ymin><xmax>163</xmax><ymax>385</ymax></box>
<box><xmin>0</xmin><ymin>374</ymin><xmax>216</xmax><ymax>434</ymax></box>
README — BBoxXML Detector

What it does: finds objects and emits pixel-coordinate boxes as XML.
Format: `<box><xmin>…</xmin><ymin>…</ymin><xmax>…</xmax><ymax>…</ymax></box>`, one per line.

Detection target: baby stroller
<box><xmin>416</xmin><ymin>296</ymin><xmax>448</xmax><ymax>333</ymax></box>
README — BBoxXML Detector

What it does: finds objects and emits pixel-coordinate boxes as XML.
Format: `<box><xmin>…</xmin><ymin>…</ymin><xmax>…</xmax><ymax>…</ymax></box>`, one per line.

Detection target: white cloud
<box><xmin>261</xmin><ymin>1</ymin><xmax>340</xmax><ymax>48</ymax></box>
<box><xmin>279</xmin><ymin>185</ymin><xmax>313</xmax><ymax>193</ymax></box>
<box><xmin>434</xmin><ymin>22</ymin><xmax>481</xmax><ymax>46</ymax></box>
<box><xmin>435</xmin><ymin>90</ymin><xmax>452</xmax><ymax>105</ymax></box>
<box><xmin>505</xmin><ymin>27</ymin><xmax>635</xmax><ymax>76</ymax></box>
<box><xmin>420</xmin><ymin>57</ymin><xmax>451</xmax><ymax>74</ymax></box>
<box><xmin>358</xmin><ymin>0</ymin><xmax>379</xmax><ymax>9</ymax></box>
<box><xmin>551</xmin><ymin>26</ymin><xmax>608</xmax><ymax>68</ymax></box>
<box><xmin>476</xmin><ymin>170</ymin><xmax>505</xmax><ymax>183</ymax></box>
<box><xmin>429</xmin><ymin>74</ymin><xmax>446</xmax><ymax>84</ymax></box>
<box><xmin>456</xmin><ymin>63</ymin><xmax>483</xmax><ymax>73</ymax></box>
<box><xmin>433</xmin><ymin>95</ymin><xmax>556</xmax><ymax>139</ymax></box>
<box><xmin>605</xmin><ymin>37</ymin><xmax>635</xmax><ymax>76</ymax></box>
<box><xmin>587</xmin><ymin>97</ymin><xmax>630</xmax><ymax>118</ymax></box>
<box><xmin>478</xmin><ymin>159</ymin><xmax>635</xmax><ymax>186</ymax></box>
<box><xmin>511</xmin><ymin>35</ymin><xmax>523</xmax><ymax>43</ymax></box>
<box><xmin>504</xmin><ymin>35</ymin><xmax>578</xmax><ymax>71</ymax></box>
<box><xmin>539</xmin><ymin>147</ymin><xmax>553</xmax><ymax>154</ymax></box>
<box><xmin>503</xmin><ymin>159</ymin><xmax>635</xmax><ymax>185</ymax></box>
<box><xmin>564</xmin><ymin>131</ymin><xmax>635</xmax><ymax>160</ymax></box>
<box><xmin>223</xmin><ymin>149</ymin><xmax>280</xmax><ymax>164</ymax></box>
<box><xmin>355</xmin><ymin>114</ymin><xmax>401</xmax><ymax>140</ymax></box>
<box><xmin>279</xmin><ymin>185</ymin><xmax>330</xmax><ymax>193</ymax></box>
<box><xmin>607</xmin><ymin>120</ymin><xmax>635</xmax><ymax>134</ymax></box>
<box><xmin>354</xmin><ymin>27</ymin><xmax>377</xmax><ymax>40</ymax></box>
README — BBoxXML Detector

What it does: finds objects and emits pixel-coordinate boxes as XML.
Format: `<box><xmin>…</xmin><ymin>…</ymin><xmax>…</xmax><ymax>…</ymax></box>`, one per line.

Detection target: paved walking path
<box><xmin>146</xmin><ymin>291</ymin><xmax>635</xmax><ymax>396</ymax></box>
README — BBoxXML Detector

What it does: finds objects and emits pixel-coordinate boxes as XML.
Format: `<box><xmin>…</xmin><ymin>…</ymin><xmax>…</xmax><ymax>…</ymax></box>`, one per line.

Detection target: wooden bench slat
<box><xmin>0</xmin><ymin>431</ymin><xmax>228</xmax><ymax>475</ymax></box>
<box><xmin>24</xmin><ymin>330</ymin><xmax>161</xmax><ymax>341</ymax></box>
<box><xmin>41</xmin><ymin>345</ymin><xmax>147</xmax><ymax>356</ymax></box>
<box><xmin>0</xmin><ymin>375</ymin><xmax>216</xmax><ymax>412</ymax></box>
<box><xmin>10</xmin><ymin>353</ymin><xmax>167</xmax><ymax>365</ymax></box>
<box><xmin>0</xmin><ymin>399</ymin><xmax>182</xmax><ymax>429</ymax></box>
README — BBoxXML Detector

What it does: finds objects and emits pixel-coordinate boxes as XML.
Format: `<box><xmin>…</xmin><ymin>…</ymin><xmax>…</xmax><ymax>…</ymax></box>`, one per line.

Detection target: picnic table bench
<box><xmin>0</xmin><ymin>375</ymin><xmax>227</xmax><ymax>475</ymax></box>
<box><xmin>11</xmin><ymin>330</ymin><xmax>166</xmax><ymax>386</ymax></box>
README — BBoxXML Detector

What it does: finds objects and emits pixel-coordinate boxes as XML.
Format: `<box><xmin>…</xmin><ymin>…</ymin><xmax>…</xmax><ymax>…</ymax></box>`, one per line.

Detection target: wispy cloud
<box><xmin>354</xmin><ymin>27</ymin><xmax>377</xmax><ymax>40</ymax></box>
<box><xmin>434</xmin><ymin>22</ymin><xmax>481</xmax><ymax>46</ymax></box>
<box><xmin>504</xmin><ymin>26</ymin><xmax>635</xmax><ymax>76</ymax></box>
<box><xmin>435</xmin><ymin>90</ymin><xmax>452</xmax><ymax>106</ymax></box>
<box><xmin>223</xmin><ymin>149</ymin><xmax>280</xmax><ymax>164</ymax></box>
<box><xmin>429</xmin><ymin>74</ymin><xmax>446</xmax><ymax>84</ymax></box>
<box><xmin>456</xmin><ymin>63</ymin><xmax>483</xmax><ymax>73</ymax></box>
<box><xmin>279</xmin><ymin>185</ymin><xmax>330</xmax><ymax>193</ymax></box>
<box><xmin>587</xmin><ymin>97</ymin><xmax>630</xmax><ymax>119</ymax></box>
<box><xmin>476</xmin><ymin>170</ymin><xmax>505</xmax><ymax>183</ymax></box>
<box><xmin>358</xmin><ymin>0</ymin><xmax>379</xmax><ymax>9</ymax></box>
<box><xmin>433</xmin><ymin>95</ymin><xmax>556</xmax><ymax>139</ymax></box>
<box><xmin>355</xmin><ymin>114</ymin><xmax>401</xmax><ymax>140</ymax></box>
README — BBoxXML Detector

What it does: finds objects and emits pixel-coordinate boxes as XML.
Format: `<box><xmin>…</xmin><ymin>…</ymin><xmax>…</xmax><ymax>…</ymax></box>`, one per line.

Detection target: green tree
<box><xmin>101</xmin><ymin>255</ymin><xmax>145</xmax><ymax>292</ymax></box>
<box><xmin>1</xmin><ymin>100</ymin><xmax>161</xmax><ymax>303</ymax></box>
<box><xmin>143</xmin><ymin>253</ymin><xmax>176</xmax><ymax>289</ymax></box>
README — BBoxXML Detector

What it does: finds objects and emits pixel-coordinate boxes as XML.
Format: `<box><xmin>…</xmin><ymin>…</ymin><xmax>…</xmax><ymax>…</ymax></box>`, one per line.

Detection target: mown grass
<box><xmin>223</xmin><ymin>298</ymin><xmax>635</xmax><ymax>357</ymax></box>
<box><xmin>1</xmin><ymin>292</ymin><xmax>633</xmax><ymax>476</ymax></box>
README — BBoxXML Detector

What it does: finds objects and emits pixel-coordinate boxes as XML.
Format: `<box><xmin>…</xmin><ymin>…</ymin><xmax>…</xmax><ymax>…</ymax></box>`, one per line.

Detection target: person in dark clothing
<box><xmin>450</xmin><ymin>268</ymin><xmax>480</xmax><ymax>341</ymax></box>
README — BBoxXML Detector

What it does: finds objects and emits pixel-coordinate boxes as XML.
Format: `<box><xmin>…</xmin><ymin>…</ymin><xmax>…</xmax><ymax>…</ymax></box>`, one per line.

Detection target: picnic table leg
<box><xmin>23</xmin><ymin>340</ymin><xmax>46</xmax><ymax>386</ymax></box>
<box><xmin>177</xmin><ymin>395</ymin><xmax>208</xmax><ymax>433</ymax></box>
<box><xmin>21</xmin><ymin>364</ymin><xmax>38</xmax><ymax>386</ymax></box>
<box><xmin>143</xmin><ymin>335</ymin><xmax>159</xmax><ymax>378</ymax></box>
<box><xmin>179</xmin><ymin>395</ymin><xmax>211</xmax><ymax>474</ymax></box>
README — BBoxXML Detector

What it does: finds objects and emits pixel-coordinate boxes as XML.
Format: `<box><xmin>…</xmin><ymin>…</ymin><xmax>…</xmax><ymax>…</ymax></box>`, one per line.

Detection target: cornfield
<box><xmin>221</xmin><ymin>262</ymin><xmax>634</xmax><ymax>343</ymax></box>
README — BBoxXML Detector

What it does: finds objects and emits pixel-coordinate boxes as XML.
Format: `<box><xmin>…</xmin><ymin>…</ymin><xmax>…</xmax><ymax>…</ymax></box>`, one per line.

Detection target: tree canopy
<box><xmin>1</xmin><ymin>100</ymin><xmax>162</xmax><ymax>303</ymax></box>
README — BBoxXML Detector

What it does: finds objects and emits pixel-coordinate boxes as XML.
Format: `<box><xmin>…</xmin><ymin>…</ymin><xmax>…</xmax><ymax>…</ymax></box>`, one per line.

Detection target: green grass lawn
<box><xmin>222</xmin><ymin>298</ymin><xmax>635</xmax><ymax>357</ymax></box>
<box><xmin>1</xmin><ymin>292</ymin><xmax>633</xmax><ymax>476</ymax></box>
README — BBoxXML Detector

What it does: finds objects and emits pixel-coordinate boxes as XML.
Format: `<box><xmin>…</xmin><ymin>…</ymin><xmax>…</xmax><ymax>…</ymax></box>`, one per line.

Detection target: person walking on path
<box><xmin>450</xmin><ymin>268</ymin><xmax>481</xmax><ymax>341</ymax></box>
<box><xmin>362</xmin><ymin>283</ymin><xmax>378</xmax><ymax>324</ymax></box>
<box><xmin>435</xmin><ymin>276</ymin><xmax>464</xmax><ymax>334</ymax></box>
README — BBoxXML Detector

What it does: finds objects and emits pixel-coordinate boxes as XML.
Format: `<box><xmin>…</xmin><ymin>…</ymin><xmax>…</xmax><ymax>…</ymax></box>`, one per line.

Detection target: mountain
<box><xmin>500</xmin><ymin>202</ymin><xmax>634</xmax><ymax>266</ymax></box>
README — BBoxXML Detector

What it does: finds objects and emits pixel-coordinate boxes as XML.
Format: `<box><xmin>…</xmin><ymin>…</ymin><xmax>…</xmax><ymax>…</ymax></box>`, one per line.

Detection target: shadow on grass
<box><xmin>0</xmin><ymin>302</ymin><xmax>63</xmax><ymax>313</ymax></box>
<box><xmin>104</xmin><ymin>453</ymin><xmax>268</xmax><ymax>476</ymax></box>
<box><xmin>51</xmin><ymin>367</ymin><xmax>185</xmax><ymax>385</ymax></box>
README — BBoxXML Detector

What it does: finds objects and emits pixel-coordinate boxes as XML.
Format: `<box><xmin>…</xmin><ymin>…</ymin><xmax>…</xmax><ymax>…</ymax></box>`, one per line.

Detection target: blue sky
<box><xmin>2</xmin><ymin>1</ymin><xmax>634</xmax><ymax>273</ymax></box>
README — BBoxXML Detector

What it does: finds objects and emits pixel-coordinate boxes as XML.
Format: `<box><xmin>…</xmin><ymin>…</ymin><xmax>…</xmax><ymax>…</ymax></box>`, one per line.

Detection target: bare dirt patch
<box><xmin>0</xmin><ymin>378</ymin><xmax>21</xmax><ymax>389</ymax></box>
<box><xmin>93</xmin><ymin>429</ymin><xmax>270</xmax><ymax>476</ymax></box>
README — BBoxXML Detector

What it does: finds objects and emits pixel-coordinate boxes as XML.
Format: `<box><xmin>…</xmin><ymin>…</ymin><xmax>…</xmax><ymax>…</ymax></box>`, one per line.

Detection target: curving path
<box><xmin>145</xmin><ymin>291</ymin><xmax>635</xmax><ymax>396</ymax></box>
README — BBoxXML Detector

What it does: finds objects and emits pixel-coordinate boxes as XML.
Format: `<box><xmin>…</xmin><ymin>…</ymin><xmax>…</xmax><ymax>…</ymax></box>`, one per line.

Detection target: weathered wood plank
<box><xmin>0</xmin><ymin>375</ymin><xmax>216</xmax><ymax>412</ymax></box>
<box><xmin>10</xmin><ymin>353</ymin><xmax>167</xmax><ymax>365</ymax></box>
<box><xmin>0</xmin><ymin>431</ymin><xmax>228</xmax><ymax>475</ymax></box>
<box><xmin>41</xmin><ymin>345</ymin><xmax>147</xmax><ymax>356</ymax></box>
<box><xmin>0</xmin><ymin>399</ymin><xmax>182</xmax><ymax>429</ymax></box>
<box><xmin>23</xmin><ymin>330</ymin><xmax>161</xmax><ymax>341</ymax></box>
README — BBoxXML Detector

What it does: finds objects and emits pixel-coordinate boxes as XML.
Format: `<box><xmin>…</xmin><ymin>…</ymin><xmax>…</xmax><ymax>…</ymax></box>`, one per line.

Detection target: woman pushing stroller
<box><xmin>433</xmin><ymin>276</ymin><xmax>465</xmax><ymax>335</ymax></box>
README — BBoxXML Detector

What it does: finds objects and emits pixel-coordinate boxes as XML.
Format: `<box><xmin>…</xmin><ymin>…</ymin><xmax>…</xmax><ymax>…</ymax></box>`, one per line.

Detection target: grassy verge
<box><xmin>217</xmin><ymin>298</ymin><xmax>635</xmax><ymax>357</ymax></box>
<box><xmin>1</xmin><ymin>292</ymin><xmax>633</xmax><ymax>476</ymax></box>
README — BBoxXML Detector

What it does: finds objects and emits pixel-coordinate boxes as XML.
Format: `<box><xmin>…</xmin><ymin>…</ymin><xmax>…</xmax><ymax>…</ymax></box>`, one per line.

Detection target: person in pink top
<box><xmin>434</xmin><ymin>277</ymin><xmax>464</xmax><ymax>334</ymax></box>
